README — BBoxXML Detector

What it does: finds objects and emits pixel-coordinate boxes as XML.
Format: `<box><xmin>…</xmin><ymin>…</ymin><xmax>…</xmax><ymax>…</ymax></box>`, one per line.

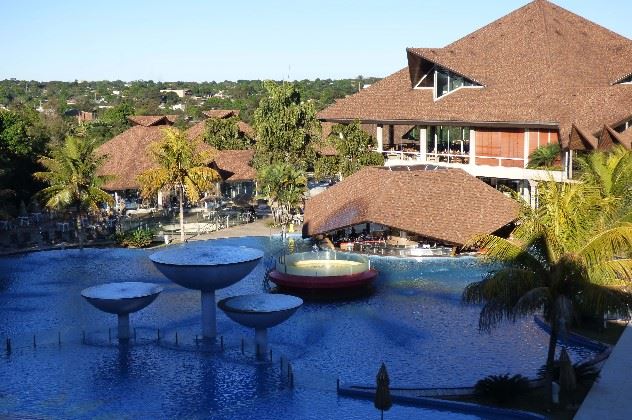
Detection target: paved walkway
<box><xmin>575</xmin><ymin>322</ymin><xmax>632</xmax><ymax>420</ymax></box>
<box><xmin>187</xmin><ymin>218</ymin><xmax>284</xmax><ymax>241</ymax></box>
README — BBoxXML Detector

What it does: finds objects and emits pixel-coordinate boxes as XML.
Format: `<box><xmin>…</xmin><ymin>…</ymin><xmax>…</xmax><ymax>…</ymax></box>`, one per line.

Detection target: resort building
<box><xmin>303</xmin><ymin>165</ymin><xmax>519</xmax><ymax>250</ymax></box>
<box><xmin>96</xmin><ymin>114</ymin><xmax>257</xmax><ymax>207</ymax></box>
<box><xmin>317</xmin><ymin>0</ymin><xmax>632</xmax><ymax>201</ymax></box>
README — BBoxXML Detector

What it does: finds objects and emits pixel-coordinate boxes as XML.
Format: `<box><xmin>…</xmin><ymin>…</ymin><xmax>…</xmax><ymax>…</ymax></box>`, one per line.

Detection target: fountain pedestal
<box><xmin>118</xmin><ymin>313</ymin><xmax>130</xmax><ymax>339</ymax></box>
<box><xmin>201</xmin><ymin>290</ymin><xmax>217</xmax><ymax>338</ymax></box>
<box><xmin>255</xmin><ymin>328</ymin><xmax>268</xmax><ymax>355</ymax></box>
<box><xmin>81</xmin><ymin>282</ymin><xmax>163</xmax><ymax>341</ymax></box>
<box><xmin>150</xmin><ymin>245</ymin><xmax>263</xmax><ymax>339</ymax></box>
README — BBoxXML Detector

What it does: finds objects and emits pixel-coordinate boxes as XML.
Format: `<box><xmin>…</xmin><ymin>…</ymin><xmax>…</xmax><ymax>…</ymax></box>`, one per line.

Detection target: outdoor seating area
<box><xmin>0</xmin><ymin>210</ymin><xmax>119</xmax><ymax>251</ymax></box>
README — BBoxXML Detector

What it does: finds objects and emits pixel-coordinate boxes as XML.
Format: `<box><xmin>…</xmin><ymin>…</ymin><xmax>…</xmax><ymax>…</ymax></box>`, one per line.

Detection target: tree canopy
<box><xmin>253</xmin><ymin>81</ymin><xmax>319</xmax><ymax>171</ymax></box>
<box><xmin>463</xmin><ymin>179</ymin><xmax>632</xmax><ymax>403</ymax></box>
<box><xmin>257</xmin><ymin>162</ymin><xmax>307</xmax><ymax>231</ymax></box>
<box><xmin>316</xmin><ymin>120</ymin><xmax>384</xmax><ymax>179</ymax></box>
<box><xmin>203</xmin><ymin>116</ymin><xmax>251</xmax><ymax>150</ymax></box>
<box><xmin>137</xmin><ymin>128</ymin><xmax>220</xmax><ymax>242</ymax></box>
<box><xmin>33</xmin><ymin>136</ymin><xmax>113</xmax><ymax>248</ymax></box>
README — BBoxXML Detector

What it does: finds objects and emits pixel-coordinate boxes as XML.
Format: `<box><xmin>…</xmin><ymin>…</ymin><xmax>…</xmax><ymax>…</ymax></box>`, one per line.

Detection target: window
<box><xmin>426</xmin><ymin>126</ymin><xmax>471</xmax><ymax>162</ymax></box>
<box><xmin>414</xmin><ymin>64</ymin><xmax>480</xmax><ymax>99</ymax></box>
<box><xmin>434</xmin><ymin>68</ymin><xmax>478</xmax><ymax>99</ymax></box>
<box><xmin>436</xmin><ymin>69</ymin><xmax>449</xmax><ymax>97</ymax></box>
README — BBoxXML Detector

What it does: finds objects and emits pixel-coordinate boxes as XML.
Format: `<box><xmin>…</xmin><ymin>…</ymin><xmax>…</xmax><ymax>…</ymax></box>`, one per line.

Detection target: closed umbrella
<box><xmin>559</xmin><ymin>348</ymin><xmax>576</xmax><ymax>407</ymax></box>
<box><xmin>374</xmin><ymin>363</ymin><xmax>392</xmax><ymax>420</ymax></box>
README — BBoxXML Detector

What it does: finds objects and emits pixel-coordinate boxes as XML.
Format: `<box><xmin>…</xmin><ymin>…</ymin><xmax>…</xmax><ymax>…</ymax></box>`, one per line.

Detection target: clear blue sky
<box><xmin>1</xmin><ymin>0</ymin><xmax>630</xmax><ymax>82</ymax></box>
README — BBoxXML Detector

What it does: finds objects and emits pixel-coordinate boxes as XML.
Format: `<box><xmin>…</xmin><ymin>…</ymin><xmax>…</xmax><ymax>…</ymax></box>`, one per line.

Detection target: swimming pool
<box><xmin>0</xmin><ymin>236</ymin><xmax>594</xmax><ymax>419</ymax></box>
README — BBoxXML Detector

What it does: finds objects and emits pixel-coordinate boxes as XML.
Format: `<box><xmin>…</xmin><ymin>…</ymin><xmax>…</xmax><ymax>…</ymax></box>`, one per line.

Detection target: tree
<box><xmin>463</xmin><ymin>180</ymin><xmax>632</xmax><ymax>404</ymax></box>
<box><xmin>257</xmin><ymin>163</ymin><xmax>307</xmax><ymax>234</ymax></box>
<box><xmin>319</xmin><ymin>120</ymin><xmax>384</xmax><ymax>179</ymax></box>
<box><xmin>253</xmin><ymin>81</ymin><xmax>319</xmax><ymax>170</ymax></box>
<box><xmin>203</xmin><ymin>116</ymin><xmax>251</xmax><ymax>150</ymax></box>
<box><xmin>137</xmin><ymin>128</ymin><xmax>220</xmax><ymax>242</ymax></box>
<box><xmin>100</xmin><ymin>102</ymin><xmax>134</xmax><ymax>132</ymax></box>
<box><xmin>577</xmin><ymin>145</ymin><xmax>632</xmax><ymax>206</ymax></box>
<box><xmin>34</xmin><ymin>136</ymin><xmax>113</xmax><ymax>249</ymax></box>
<box><xmin>527</xmin><ymin>143</ymin><xmax>561</xmax><ymax>169</ymax></box>
<box><xmin>0</xmin><ymin>107</ymin><xmax>49</xmax><ymax>211</ymax></box>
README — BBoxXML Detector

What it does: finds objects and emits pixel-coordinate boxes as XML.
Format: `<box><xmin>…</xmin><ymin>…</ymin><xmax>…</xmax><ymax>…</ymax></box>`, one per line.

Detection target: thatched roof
<box><xmin>303</xmin><ymin>165</ymin><xmax>519</xmax><ymax>246</ymax></box>
<box><xmin>318</xmin><ymin>0</ymin><xmax>632</xmax><ymax>147</ymax></box>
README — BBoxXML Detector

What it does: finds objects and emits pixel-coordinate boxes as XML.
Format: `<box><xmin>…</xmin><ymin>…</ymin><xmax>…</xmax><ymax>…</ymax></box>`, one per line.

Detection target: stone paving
<box><xmin>574</xmin><ymin>323</ymin><xmax>632</xmax><ymax>420</ymax></box>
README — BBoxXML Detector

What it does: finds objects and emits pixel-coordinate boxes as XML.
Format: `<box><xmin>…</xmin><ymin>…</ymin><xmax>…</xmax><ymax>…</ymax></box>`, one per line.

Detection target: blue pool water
<box><xmin>0</xmin><ymin>236</ymin><xmax>594</xmax><ymax>419</ymax></box>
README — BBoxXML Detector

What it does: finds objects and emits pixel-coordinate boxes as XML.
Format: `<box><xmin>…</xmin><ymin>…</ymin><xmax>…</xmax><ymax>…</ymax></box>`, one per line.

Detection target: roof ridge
<box><xmin>444</xmin><ymin>1</ymin><xmax>540</xmax><ymax>49</ymax></box>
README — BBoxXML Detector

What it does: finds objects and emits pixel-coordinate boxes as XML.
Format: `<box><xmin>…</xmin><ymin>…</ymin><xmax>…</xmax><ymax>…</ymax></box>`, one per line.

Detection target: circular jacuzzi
<box><xmin>268</xmin><ymin>251</ymin><xmax>377</xmax><ymax>291</ymax></box>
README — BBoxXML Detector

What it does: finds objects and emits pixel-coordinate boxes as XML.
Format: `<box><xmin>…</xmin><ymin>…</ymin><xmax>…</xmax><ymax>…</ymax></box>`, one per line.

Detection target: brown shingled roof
<box><xmin>97</xmin><ymin>125</ymin><xmax>255</xmax><ymax>190</ymax></box>
<box><xmin>599</xmin><ymin>126</ymin><xmax>632</xmax><ymax>150</ymax></box>
<box><xmin>97</xmin><ymin>126</ymin><xmax>171</xmax><ymax>190</ymax></box>
<box><xmin>203</xmin><ymin>109</ymin><xmax>239</xmax><ymax>119</ymax></box>
<box><xmin>127</xmin><ymin>115</ymin><xmax>174</xmax><ymax>127</ymax></box>
<box><xmin>318</xmin><ymin>0</ymin><xmax>632</xmax><ymax>144</ymax></box>
<box><xmin>303</xmin><ymin>166</ymin><xmax>519</xmax><ymax>246</ymax></box>
<box><xmin>569</xmin><ymin>124</ymin><xmax>599</xmax><ymax>151</ymax></box>
<box><xmin>211</xmin><ymin>149</ymin><xmax>256</xmax><ymax>182</ymax></box>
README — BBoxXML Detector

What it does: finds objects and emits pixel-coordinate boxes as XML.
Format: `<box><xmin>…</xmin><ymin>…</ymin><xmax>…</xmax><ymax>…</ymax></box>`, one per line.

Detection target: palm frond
<box><xmin>579</xmin><ymin>224</ymin><xmax>632</xmax><ymax>268</ymax></box>
<box><xmin>574</xmin><ymin>283</ymin><xmax>632</xmax><ymax>319</ymax></box>
<box><xmin>465</xmin><ymin>234</ymin><xmax>546</xmax><ymax>275</ymax></box>
<box><xmin>513</xmin><ymin>287</ymin><xmax>551</xmax><ymax>320</ymax></box>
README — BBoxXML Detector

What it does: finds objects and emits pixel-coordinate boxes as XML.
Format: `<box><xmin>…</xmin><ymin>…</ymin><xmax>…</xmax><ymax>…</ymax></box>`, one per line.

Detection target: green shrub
<box><xmin>116</xmin><ymin>228</ymin><xmax>155</xmax><ymax>248</ymax></box>
<box><xmin>474</xmin><ymin>373</ymin><xmax>530</xmax><ymax>404</ymax></box>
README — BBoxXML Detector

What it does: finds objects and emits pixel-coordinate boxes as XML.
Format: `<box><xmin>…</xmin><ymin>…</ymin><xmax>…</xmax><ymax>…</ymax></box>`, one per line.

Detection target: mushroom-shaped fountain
<box><xmin>149</xmin><ymin>245</ymin><xmax>263</xmax><ymax>339</ymax></box>
<box><xmin>218</xmin><ymin>294</ymin><xmax>303</xmax><ymax>357</ymax></box>
<box><xmin>81</xmin><ymin>282</ymin><xmax>163</xmax><ymax>340</ymax></box>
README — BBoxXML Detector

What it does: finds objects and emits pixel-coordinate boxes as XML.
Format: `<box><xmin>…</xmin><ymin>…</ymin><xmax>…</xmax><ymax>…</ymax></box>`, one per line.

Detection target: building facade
<box><xmin>318</xmin><ymin>0</ymin><xmax>632</xmax><ymax>202</ymax></box>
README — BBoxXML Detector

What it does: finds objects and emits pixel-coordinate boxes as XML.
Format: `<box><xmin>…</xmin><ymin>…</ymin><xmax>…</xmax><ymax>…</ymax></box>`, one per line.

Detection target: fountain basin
<box><xmin>218</xmin><ymin>294</ymin><xmax>304</xmax><ymax>329</ymax></box>
<box><xmin>218</xmin><ymin>293</ymin><xmax>303</xmax><ymax>357</ymax></box>
<box><xmin>149</xmin><ymin>244</ymin><xmax>264</xmax><ymax>339</ymax></box>
<box><xmin>149</xmin><ymin>245</ymin><xmax>263</xmax><ymax>291</ymax></box>
<box><xmin>81</xmin><ymin>282</ymin><xmax>163</xmax><ymax>340</ymax></box>
<box><xmin>81</xmin><ymin>282</ymin><xmax>163</xmax><ymax>314</ymax></box>
<box><xmin>270</xmin><ymin>251</ymin><xmax>377</xmax><ymax>290</ymax></box>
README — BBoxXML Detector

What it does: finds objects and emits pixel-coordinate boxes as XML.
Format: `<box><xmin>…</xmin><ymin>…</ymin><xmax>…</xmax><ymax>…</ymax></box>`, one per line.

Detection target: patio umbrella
<box><xmin>558</xmin><ymin>348</ymin><xmax>576</xmax><ymax>407</ymax></box>
<box><xmin>374</xmin><ymin>363</ymin><xmax>392</xmax><ymax>420</ymax></box>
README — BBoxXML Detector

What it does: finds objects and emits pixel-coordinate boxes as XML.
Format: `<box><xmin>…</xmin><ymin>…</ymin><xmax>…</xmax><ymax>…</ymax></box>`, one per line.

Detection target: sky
<box><xmin>1</xmin><ymin>0</ymin><xmax>630</xmax><ymax>82</ymax></box>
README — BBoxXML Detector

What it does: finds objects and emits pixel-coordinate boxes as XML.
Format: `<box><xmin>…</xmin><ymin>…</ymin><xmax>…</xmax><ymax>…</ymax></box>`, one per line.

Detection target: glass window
<box><xmin>427</xmin><ymin>127</ymin><xmax>436</xmax><ymax>153</ymax></box>
<box><xmin>449</xmin><ymin>74</ymin><xmax>464</xmax><ymax>91</ymax></box>
<box><xmin>433</xmin><ymin>67</ymin><xmax>479</xmax><ymax>98</ymax></box>
<box><xmin>436</xmin><ymin>70</ymin><xmax>449</xmax><ymax>98</ymax></box>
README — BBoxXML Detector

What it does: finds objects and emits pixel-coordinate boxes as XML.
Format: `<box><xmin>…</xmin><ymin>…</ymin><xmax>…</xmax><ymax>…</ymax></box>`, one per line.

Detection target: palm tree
<box><xmin>34</xmin><ymin>136</ymin><xmax>114</xmax><ymax>249</ymax></box>
<box><xmin>527</xmin><ymin>143</ymin><xmax>561</xmax><ymax>169</ymax></box>
<box><xmin>257</xmin><ymin>163</ymin><xmax>307</xmax><ymax>235</ymax></box>
<box><xmin>463</xmin><ymin>180</ymin><xmax>632</xmax><ymax>404</ymax></box>
<box><xmin>137</xmin><ymin>128</ymin><xmax>219</xmax><ymax>243</ymax></box>
<box><xmin>577</xmin><ymin>145</ymin><xmax>632</xmax><ymax>206</ymax></box>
